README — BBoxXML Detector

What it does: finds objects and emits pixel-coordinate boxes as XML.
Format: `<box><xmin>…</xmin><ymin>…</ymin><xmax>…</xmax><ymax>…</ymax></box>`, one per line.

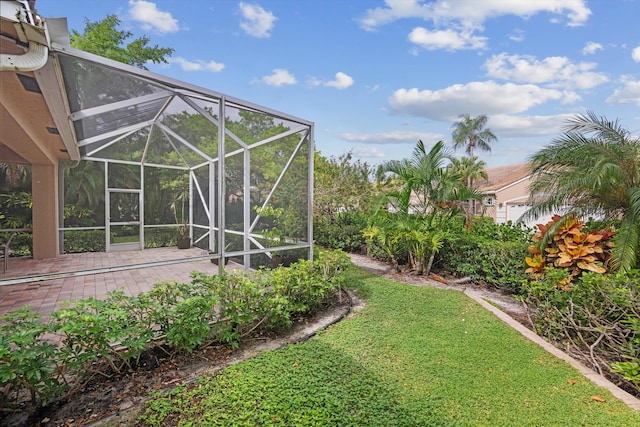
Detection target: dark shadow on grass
<box><xmin>136</xmin><ymin>339</ymin><xmax>455</xmax><ymax>426</ymax></box>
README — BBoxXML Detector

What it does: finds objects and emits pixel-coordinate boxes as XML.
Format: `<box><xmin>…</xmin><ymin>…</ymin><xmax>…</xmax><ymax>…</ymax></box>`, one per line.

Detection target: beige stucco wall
<box><xmin>479</xmin><ymin>177</ymin><xmax>532</xmax><ymax>224</ymax></box>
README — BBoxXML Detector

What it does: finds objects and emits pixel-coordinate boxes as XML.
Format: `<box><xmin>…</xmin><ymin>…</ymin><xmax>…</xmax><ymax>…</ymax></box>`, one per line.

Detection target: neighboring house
<box><xmin>474</xmin><ymin>163</ymin><xmax>556</xmax><ymax>228</ymax></box>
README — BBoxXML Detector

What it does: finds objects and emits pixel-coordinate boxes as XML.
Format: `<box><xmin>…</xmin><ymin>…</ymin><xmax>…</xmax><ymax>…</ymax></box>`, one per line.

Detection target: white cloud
<box><xmin>509</xmin><ymin>29</ymin><xmax>525</xmax><ymax>42</ymax></box>
<box><xmin>606</xmin><ymin>80</ymin><xmax>640</xmax><ymax>106</ymax></box>
<box><xmin>490</xmin><ymin>113</ymin><xmax>574</xmax><ymax>137</ymax></box>
<box><xmin>325</xmin><ymin>72</ymin><xmax>354</xmax><ymax>89</ymax></box>
<box><xmin>632</xmin><ymin>46</ymin><xmax>640</xmax><ymax>62</ymax></box>
<box><xmin>309</xmin><ymin>72</ymin><xmax>355</xmax><ymax>89</ymax></box>
<box><xmin>339</xmin><ymin>130</ymin><xmax>443</xmax><ymax>145</ymax></box>
<box><xmin>388</xmin><ymin>81</ymin><xmax>567</xmax><ymax>121</ymax></box>
<box><xmin>239</xmin><ymin>3</ymin><xmax>277</xmax><ymax>38</ymax></box>
<box><xmin>359</xmin><ymin>0</ymin><xmax>591</xmax><ymax>31</ymax></box>
<box><xmin>128</xmin><ymin>0</ymin><xmax>179</xmax><ymax>34</ymax></box>
<box><xmin>352</xmin><ymin>147</ymin><xmax>386</xmax><ymax>159</ymax></box>
<box><xmin>484</xmin><ymin>53</ymin><xmax>608</xmax><ymax>90</ymax></box>
<box><xmin>408</xmin><ymin>27</ymin><xmax>487</xmax><ymax>51</ymax></box>
<box><xmin>582</xmin><ymin>41</ymin><xmax>603</xmax><ymax>55</ymax></box>
<box><xmin>169</xmin><ymin>57</ymin><xmax>224</xmax><ymax>72</ymax></box>
<box><xmin>262</xmin><ymin>69</ymin><xmax>296</xmax><ymax>86</ymax></box>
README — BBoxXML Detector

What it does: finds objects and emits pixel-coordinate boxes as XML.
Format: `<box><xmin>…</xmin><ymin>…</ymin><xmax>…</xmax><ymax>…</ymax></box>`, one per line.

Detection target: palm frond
<box><xmin>610</xmin><ymin>214</ymin><xmax>639</xmax><ymax>273</ymax></box>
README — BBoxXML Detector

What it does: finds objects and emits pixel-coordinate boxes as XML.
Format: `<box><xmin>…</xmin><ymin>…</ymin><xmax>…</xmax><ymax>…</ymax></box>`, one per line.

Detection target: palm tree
<box><xmin>382</xmin><ymin>140</ymin><xmax>467</xmax><ymax>215</ymax></box>
<box><xmin>524</xmin><ymin>111</ymin><xmax>640</xmax><ymax>272</ymax></box>
<box><xmin>448</xmin><ymin>156</ymin><xmax>488</xmax><ymax>189</ymax></box>
<box><xmin>452</xmin><ymin>114</ymin><xmax>497</xmax><ymax>157</ymax></box>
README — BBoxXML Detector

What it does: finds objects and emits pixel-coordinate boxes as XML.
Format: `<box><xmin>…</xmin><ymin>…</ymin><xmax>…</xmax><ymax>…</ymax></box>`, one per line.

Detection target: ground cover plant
<box><xmin>137</xmin><ymin>266</ymin><xmax>640</xmax><ymax>426</ymax></box>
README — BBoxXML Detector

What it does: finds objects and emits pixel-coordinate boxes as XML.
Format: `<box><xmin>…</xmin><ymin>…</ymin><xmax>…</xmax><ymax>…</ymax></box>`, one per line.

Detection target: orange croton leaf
<box><xmin>577</xmin><ymin>261</ymin><xmax>607</xmax><ymax>273</ymax></box>
<box><xmin>525</xmin><ymin>255</ymin><xmax>545</xmax><ymax>268</ymax></box>
<box><xmin>585</xmin><ymin>233</ymin><xmax>603</xmax><ymax>243</ymax></box>
<box><xmin>555</xmin><ymin>254</ymin><xmax>574</xmax><ymax>267</ymax></box>
<box><xmin>568</xmin><ymin>379</ymin><xmax>576</xmax><ymax>385</ymax></box>
<box><xmin>590</xmin><ymin>395</ymin><xmax>605</xmax><ymax>402</ymax></box>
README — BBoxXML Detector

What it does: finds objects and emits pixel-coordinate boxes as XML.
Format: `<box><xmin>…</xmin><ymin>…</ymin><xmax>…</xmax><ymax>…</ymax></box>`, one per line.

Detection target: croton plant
<box><xmin>525</xmin><ymin>214</ymin><xmax>615</xmax><ymax>288</ymax></box>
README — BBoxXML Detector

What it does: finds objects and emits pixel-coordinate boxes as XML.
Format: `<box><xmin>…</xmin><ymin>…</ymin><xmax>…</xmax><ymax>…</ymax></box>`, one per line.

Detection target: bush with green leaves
<box><xmin>144</xmin><ymin>227</ymin><xmax>179</xmax><ymax>248</ymax></box>
<box><xmin>63</xmin><ymin>229</ymin><xmax>107</xmax><ymax>253</ymax></box>
<box><xmin>520</xmin><ymin>268</ymin><xmax>640</xmax><ymax>394</ymax></box>
<box><xmin>439</xmin><ymin>218</ymin><xmax>532</xmax><ymax>292</ymax></box>
<box><xmin>314</xmin><ymin>210</ymin><xmax>369</xmax><ymax>252</ymax></box>
<box><xmin>0</xmin><ymin>307</ymin><xmax>62</xmax><ymax>408</ymax></box>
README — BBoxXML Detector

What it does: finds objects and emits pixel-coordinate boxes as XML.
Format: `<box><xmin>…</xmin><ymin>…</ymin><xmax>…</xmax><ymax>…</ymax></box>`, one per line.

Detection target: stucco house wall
<box><xmin>475</xmin><ymin>163</ymin><xmax>555</xmax><ymax>227</ymax></box>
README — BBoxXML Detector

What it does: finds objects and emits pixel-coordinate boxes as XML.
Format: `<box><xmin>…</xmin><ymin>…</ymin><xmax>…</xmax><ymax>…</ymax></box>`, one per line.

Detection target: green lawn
<box><xmin>137</xmin><ymin>266</ymin><xmax>640</xmax><ymax>426</ymax></box>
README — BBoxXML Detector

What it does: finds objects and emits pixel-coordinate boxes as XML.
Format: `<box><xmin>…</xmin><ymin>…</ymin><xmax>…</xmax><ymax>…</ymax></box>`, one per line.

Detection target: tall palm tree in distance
<box><xmin>452</xmin><ymin>114</ymin><xmax>497</xmax><ymax>158</ymax></box>
<box><xmin>524</xmin><ymin>111</ymin><xmax>640</xmax><ymax>272</ymax></box>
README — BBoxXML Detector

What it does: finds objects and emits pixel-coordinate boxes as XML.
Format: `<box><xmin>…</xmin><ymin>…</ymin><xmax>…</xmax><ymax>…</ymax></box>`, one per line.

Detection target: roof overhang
<box><xmin>0</xmin><ymin>1</ymin><xmax>78</xmax><ymax>164</ymax></box>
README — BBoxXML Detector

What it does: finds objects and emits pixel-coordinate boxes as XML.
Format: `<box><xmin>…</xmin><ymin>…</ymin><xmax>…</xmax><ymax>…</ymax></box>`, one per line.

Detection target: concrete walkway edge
<box><xmin>465</xmin><ymin>289</ymin><xmax>640</xmax><ymax>410</ymax></box>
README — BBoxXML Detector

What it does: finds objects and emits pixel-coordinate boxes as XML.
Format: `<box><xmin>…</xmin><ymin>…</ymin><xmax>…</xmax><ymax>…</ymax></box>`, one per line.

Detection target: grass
<box><xmin>137</xmin><ymin>266</ymin><xmax>640</xmax><ymax>426</ymax></box>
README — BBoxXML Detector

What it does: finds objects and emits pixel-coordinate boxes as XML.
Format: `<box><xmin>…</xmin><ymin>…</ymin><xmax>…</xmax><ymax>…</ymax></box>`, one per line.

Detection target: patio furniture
<box><xmin>1</xmin><ymin>232</ymin><xmax>17</xmax><ymax>274</ymax></box>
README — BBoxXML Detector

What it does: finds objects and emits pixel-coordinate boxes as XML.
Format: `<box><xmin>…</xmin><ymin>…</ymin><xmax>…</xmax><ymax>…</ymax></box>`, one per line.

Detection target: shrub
<box><xmin>520</xmin><ymin>269</ymin><xmax>640</xmax><ymax>394</ymax></box>
<box><xmin>439</xmin><ymin>219</ymin><xmax>532</xmax><ymax>292</ymax></box>
<box><xmin>63</xmin><ymin>229</ymin><xmax>106</xmax><ymax>253</ymax></box>
<box><xmin>314</xmin><ymin>210</ymin><xmax>368</xmax><ymax>252</ymax></box>
<box><xmin>525</xmin><ymin>214</ymin><xmax>615</xmax><ymax>286</ymax></box>
<box><xmin>0</xmin><ymin>307</ymin><xmax>62</xmax><ymax>407</ymax></box>
<box><xmin>144</xmin><ymin>227</ymin><xmax>178</xmax><ymax>248</ymax></box>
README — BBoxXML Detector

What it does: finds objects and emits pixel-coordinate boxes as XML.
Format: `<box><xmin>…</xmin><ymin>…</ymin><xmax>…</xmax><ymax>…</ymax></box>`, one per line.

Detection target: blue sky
<box><xmin>37</xmin><ymin>0</ymin><xmax>640</xmax><ymax>168</ymax></box>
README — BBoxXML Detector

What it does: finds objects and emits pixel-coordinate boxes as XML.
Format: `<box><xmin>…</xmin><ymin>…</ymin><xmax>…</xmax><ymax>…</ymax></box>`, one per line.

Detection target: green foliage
<box><xmin>439</xmin><ymin>218</ymin><xmax>532</xmax><ymax>292</ymax></box>
<box><xmin>63</xmin><ymin>229</ymin><xmax>106</xmax><ymax>253</ymax></box>
<box><xmin>144</xmin><ymin>227</ymin><xmax>178</xmax><ymax>248</ymax></box>
<box><xmin>0</xmin><ymin>307</ymin><xmax>62</xmax><ymax>407</ymax></box>
<box><xmin>314</xmin><ymin>210</ymin><xmax>369</xmax><ymax>252</ymax></box>
<box><xmin>313</xmin><ymin>151</ymin><xmax>382</xmax><ymax>224</ymax></box>
<box><xmin>0</xmin><ymin>191</ymin><xmax>31</xmax><ymax>229</ymax></box>
<box><xmin>70</xmin><ymin>15</ymin><xmax>173</xmax><ymax>69</ymax></box>
<box><xmin>381</xmin><ymin>140</ymin><xmax>474</xmax><ymax>216</ymax></box>
<box><xmin>362</xmin><ymin>213</ymin><xmax>529</xmax><ymax>286</ymax></box>
<box><xmin>0</xmin><ymin>251</ymin><xmax>350</xmax><ymax>410</ymax></box>
<box><xmin>520</xmin><ymin>269</ymin><xmax>640</xmax><ymax>394</ymax></box>
<box><xmin>0</xmin><ymin>231</ymin><xmax>32</xmax><ymax>257</ymax></box>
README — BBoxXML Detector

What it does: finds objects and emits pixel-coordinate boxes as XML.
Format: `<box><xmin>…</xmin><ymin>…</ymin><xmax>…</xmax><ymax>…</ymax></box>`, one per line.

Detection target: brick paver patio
<box><xmin>0</xmin><ymin>247</ymin><xmax>237</xmax><ymax>319</ymax></box>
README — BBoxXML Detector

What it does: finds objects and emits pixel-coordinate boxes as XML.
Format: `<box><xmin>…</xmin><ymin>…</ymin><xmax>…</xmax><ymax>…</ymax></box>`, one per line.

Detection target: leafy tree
<box><xmin>313</xmin><ymin>151</ymin><xmax>381</xmax><ymax>222</ymax></box>
<box><xmin>525</xmin><ymin>111</ymin><xmax>640</xmax><ymax>272</ymax></box>
<box><xmin>70</xmin><ymin>15</ymin><xmax>173</xmax><ymax>69</ymax></box>
<box><xmin>452</xmin><ymin>114</ymin><xmax>497</xmax><ymax>157</ymax></box>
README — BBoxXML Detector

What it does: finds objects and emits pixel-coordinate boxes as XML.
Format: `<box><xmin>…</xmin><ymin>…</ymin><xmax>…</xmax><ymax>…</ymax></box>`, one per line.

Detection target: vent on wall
<box><xmin>17</xmin><ymin>73</ymin><xmax>41</xmax><ymax>93</ymax></box>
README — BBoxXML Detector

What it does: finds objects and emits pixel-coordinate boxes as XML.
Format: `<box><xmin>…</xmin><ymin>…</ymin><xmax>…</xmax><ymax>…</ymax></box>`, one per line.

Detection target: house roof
<box><xmin>475</xmin><ymin>163</ymin><xmax>531</xmax><ymax>193</ymax></box>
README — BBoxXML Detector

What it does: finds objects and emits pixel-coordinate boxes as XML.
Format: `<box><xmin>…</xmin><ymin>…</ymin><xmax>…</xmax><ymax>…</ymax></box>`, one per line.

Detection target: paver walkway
<box><xmin>0</xmin><ymin>247</ymin><xmax>237</xmax><ymax>320</ymax></box>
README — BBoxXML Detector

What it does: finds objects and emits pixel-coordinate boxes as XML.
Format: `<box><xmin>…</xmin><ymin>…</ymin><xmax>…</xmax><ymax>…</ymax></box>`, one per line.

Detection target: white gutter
<box><xmin>0</xmin><ymin>39</ymin><xmax>48</xmax><ymax>71</ymax></box>
<box><xmin>0</xmin><ymin>0</ymin><xmax>49</xmax><ymax>72</ymax></box>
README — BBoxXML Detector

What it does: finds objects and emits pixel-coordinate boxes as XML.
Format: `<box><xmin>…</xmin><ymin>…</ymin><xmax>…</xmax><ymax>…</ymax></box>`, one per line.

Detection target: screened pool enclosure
<box><xmin>57</xmin><ymin>48</ymin><xmax>313</xmax><ymax>270</ymax></box>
